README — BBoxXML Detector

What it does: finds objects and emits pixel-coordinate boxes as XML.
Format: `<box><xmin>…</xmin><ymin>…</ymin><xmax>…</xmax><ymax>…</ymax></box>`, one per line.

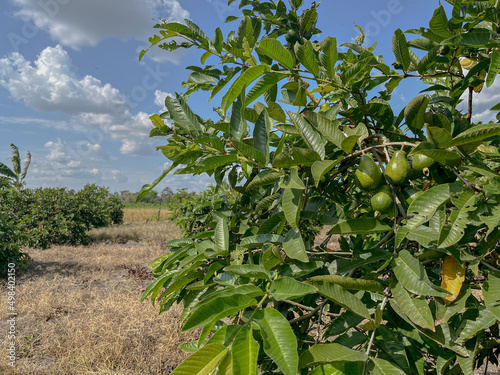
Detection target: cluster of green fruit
<box><xmin>354</xmin><ymin>146</ymin><xmax>447</xmax><ymax>215</ymax></box>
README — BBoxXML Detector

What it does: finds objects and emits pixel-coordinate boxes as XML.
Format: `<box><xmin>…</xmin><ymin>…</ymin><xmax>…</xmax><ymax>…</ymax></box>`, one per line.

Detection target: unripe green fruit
<box><xmin>354</xmin><ymin>155</ymin><xmax>383</xmax><ymax>191</ymax></box>
<box><xmin>412</xmin><ymin>153</ymin><xmax>435</xmax><ymax>172</ymax></box>
<box><xmin>285</xmin><ymin>29</ymin><xmax>300</xmax><ymax>44</ymax></box>
<box><xmin>385</xmin><ymin>150</ymin><xmax>410</xmax><ymax>186</ymax></box>
<box><xmin>371</xmin><ymin>185</ymin><xmax>393</xmax><ymax>213</ymax></box>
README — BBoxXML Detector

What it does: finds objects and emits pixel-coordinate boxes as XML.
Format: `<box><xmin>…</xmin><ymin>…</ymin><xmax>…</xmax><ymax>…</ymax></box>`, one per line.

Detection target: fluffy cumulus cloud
<box><xmin>11</xmin><ymin>0</ymin><xmax>190</xmax><ymax>63</ymax></box>
<box><xmin>0</xmin><ymin>45</ymin><xmax>158</xmax><ymax>156</ymax></box>
<box><xmin>469</xmin><ymin>79</ymin><xmax>500</xmax><ymax>122</ymax></box>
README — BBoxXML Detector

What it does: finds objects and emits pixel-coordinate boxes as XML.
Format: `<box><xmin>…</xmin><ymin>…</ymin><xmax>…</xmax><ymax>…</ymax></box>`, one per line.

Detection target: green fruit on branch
<box><xmin>354</xmin><ymin>154</ymin><xmax>383</xmax><ymax>191</ymax></box>
<box><xmin>371</xmin><ymin>185</ymin><xmax>393</xmax><ymax>213</ymax></box>
<box><xmin>412</xmin><ymin>153</ymin><xmax>435</xmax><ymax>172</ymax></box>
<box><xmin>285</xmin><ymin>29</ymin><xmax>300</xmax><ymax>44</ymax></box>
<box><xmin>385</xmin><ymin>150</ymin><xmax>410</xmax><ymax>185</ymax></box>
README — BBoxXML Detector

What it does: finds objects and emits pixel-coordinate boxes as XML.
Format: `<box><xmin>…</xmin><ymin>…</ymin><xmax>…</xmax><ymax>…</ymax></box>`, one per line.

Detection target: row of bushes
<box><xmin>0</xmin><ymin>184</ymin><xmax>123</xmax><ymax>276</ymax></box>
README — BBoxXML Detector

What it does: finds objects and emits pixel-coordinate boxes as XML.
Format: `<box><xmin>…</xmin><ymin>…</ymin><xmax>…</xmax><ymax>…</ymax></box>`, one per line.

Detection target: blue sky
<box><xmin>0</xmin><ymin>0</ymin><xmax>497</xmax><ymax>193</ymax></box>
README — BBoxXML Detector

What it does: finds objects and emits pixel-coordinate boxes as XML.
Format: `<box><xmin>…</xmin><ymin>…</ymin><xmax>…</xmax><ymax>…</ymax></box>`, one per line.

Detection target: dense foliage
<box><xmin>141</xmin><ymin>1</ymin><xmax>500</xmax><ymax>374</ymax></box>
<box><xmin>0</xmin><ymin>184</ymin><xmax>124</xmax><ymax>265</ymax></box>
<box><xmin>0</xmin><ymin>143</ymin><xmax>31</xmax><ymax>191</ymax></box>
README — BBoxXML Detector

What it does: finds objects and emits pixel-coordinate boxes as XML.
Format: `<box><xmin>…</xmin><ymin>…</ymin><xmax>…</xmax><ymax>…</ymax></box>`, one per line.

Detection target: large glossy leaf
<box><xmin>270</xmin><ymin>276</ymin><xmax>317</xmax><ymax>301</ymax></box>
<box><xmin>254</xmin><ymin>308</ymin><xmax>298</xmax><ymax>375</ymax></box>
<box><xmin>441</xmin><ymin>29</ymin><xmax>500</xmax><ymax>48</ymax></box>
<box><xmin>320</xmin><ymin>36</ymin><xmax>338</xmax><ymax>78</ymax></box>
<box><xmin>370</xmin><ymin>357</ymin><xmax>407</xmax><ymax>375</ymax></box>
<box><xmin>311</xmin><ymin>158</ymin><xmax>343</xmax><ymax>187</ymax></box>
<box><xmin>404</xmin><ymin>95</ymin><xmax>429</xmax><ymax>132</ymax></box>
<box><xmin>253</xmin><ymin>109</ymin><xmax>272</xmax><ymax>164</ymax></box>
<box><xmin>295</xmin><ymin>40</ymin><xmax>319</xmax><ymax>77</ymax></box>
<box><xmin>240</xmin><ymin>234</ymin><xmax>285</xmax><ymax>248</ymax></box>
<box><xmin>308</xmin><ymin>364</ymin><xmax>345</xmax><ymax>375</ymax></box>
<box><xmin>245</xmin><ymin>73</ymin><xmax>288</xmax><ymax>105</ymax></box>
<box><xmin>429</xmin><ymin>6</ymin><xmax>450</xmax><ymax>39</ymax></box>
<box><xmin>282</xmin><ymin>188</ymin><xmax>302</xmax><ymax>231</ymax></box>
<box><xmin>308</xmin><ymin>275</ymin><xmax>385</xmax><ymax>293</ymax></box>
<box><xmin>415</xmin><ymin>149</ymin><xmax>461</xmax><ymax>167</ymax></box>
<box><xmin>329</xmin><ymin>218</ymin><xmax>392</xmax><ymax>235</ymax></box>
<box><xmin>487</xmin><ymin>48</ymin><xmax>500</xmax><ymax>87</ymax></box>
<box><xmin>392</xmin><ymin>250</ymin><xmax>451</xmax><ymax>297</ymax></box>
<box><xmin>282</xmin><ymin>229</ymin><xmax>309</xmax><ymax>262</ymax></box>
<box><xmin>232</xmin><ymin>327</ymin><xmax>259</xmax><ymax>375</ymax></box>
<box><xmin>224</xmin><ymin>264</ymin><xmax>271</xmax><ymax>280</ymax></box>
<box><xmin>246</xmin><ymin>170</ymin><xmax>281</xmax><ymax>190</ymax></box>
<box><xmin>288</xmin><ymin>111</ymin><xmax>326</xmax><ymax>159</ymax></box>
<box><xmin>232</xmin><ymin>140</ymin><xmax>266</xmax><ymax>165</ymax></box>
<box><xmin>406</xmin><ymin>183</ymin><xmax>461</xmax><ymax>229</ymax></box>
<box><xmin>483</xmin><ymin>271</ymin><xmax>500</xmax><ymax>320</ymax></box>
<box><xmin>438</xmin><ymin>189</ymin><xmax>478</xmax><ymax>248</ymax></box>
<box><xmin>178</xmin><ymin>155</ymin><xmax>238</xmax><ymax>174</ymax></box>
<box><xmin>182</xmin><ymin>285</ymin><xmax>264</xmax><ymax>331</ymax></box>
<box><xmin>215</xmin><ymin>217</ymin><xmax>229</xmax><ymax>253</ymax></box>
<box><xmin>451</xmin><ymin>123</ymin><xmax>500</xmax><ymax>146</ymax></box>
<box><xmin>230</xmin><ymin>89</ymin><xmax>247</xmax><ymax>141</ymax></box>
<box><xmin>298</xmin><ymin>343</ymin><xmax>367</xmax><ymax>369</ymax></box>
<box><xmin>171</xmin><ymin>343</ymin><xmax>228</xmax><ymax>375</ymax></box>
<box><xmin>314</xmin><ymin>281</ymin><xmax>371</xmax><ymax>319</ymax></box>
<box><xmin>258</xmin><ymin>38</ymin><xmax>296</xmax><ymax>70</ymax></box>
<box><xmin>306</xmin><ymin>113</ymin><xmax>346</xmax><ymax>149</ymax></box>
<box><xmin>392</xmin><ymin>28</ymin><xmax>411</xmax><ymax>71</ymax></box>
<box><xmin>272</xmin><ymin>147</ymin><xmax>321</xmax><ymax>168</ymax></box>
<box><xmin>456</xmin><ymin>307</ymin><xmax>497</xmax><ymax>344</ymax></box>
<box><xmin>391</xmin><ymin>282</ymin><xmax>435</xmax><ymax>330</ymax></box>
<box><xmin>221</xmin><ymin>65</ymin><xmax>270</xmax><ymax>113</ymax></box>
<box><xmin>165</xmin><ymin>94</ymin><xmax>202</xmax><ymax>134</ymax></box>
<box><xmin>426</xmin><ymin>126</ymin><xmax>452</xmax><ymax>149</ymax></box>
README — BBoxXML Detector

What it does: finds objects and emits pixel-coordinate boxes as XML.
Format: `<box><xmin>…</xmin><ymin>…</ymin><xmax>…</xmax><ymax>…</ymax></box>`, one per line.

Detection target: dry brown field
<box><xmin>122</xmin><ymin>208</ymin><xmax>171</xmax><ymax>222</ymax></box>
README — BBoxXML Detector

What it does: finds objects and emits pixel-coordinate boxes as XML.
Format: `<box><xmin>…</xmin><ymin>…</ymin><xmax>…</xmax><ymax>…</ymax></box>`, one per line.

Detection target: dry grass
<box><xmin>123</xmin><ymin>208</ymin><xmax>171</xmax><ymax>222</ymax></box>
<box><xmin>88</xmin><ymin>221</ymin><xmax>180</xmax><ymax>246</ymax></box>
<box><xmin>0</xmin><ymin>222</ymin><xmax>196</xmax><ymax>375</ymax></box>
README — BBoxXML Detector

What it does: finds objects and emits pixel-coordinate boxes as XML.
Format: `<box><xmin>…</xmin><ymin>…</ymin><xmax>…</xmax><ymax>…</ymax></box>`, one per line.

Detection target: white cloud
<box><xmin>154</xmin><ymin>89</ymin><xmax>173</xmax><ymax>111</ymax></box>
<box><xmin>0</xmin><ymin>45</ymin><xmax>159</xmax><ymax>156</ymax></box>
<box><xmin>11</xmin><ymin>0</ymin><xmax>190</xmax><ymax>63</ymax></box>
<box><xmin>469</xmin><ymin>80</ymin><xmax>500</xmax><ymax>122</ymax></box>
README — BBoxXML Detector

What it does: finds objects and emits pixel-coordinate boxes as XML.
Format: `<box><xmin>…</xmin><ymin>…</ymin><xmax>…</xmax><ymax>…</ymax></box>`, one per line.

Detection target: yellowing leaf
<box><xmin>441</xmin><ymin>256</ymin><xmax>465</xmax><ymax>305</ymax></box>
<box><xmin>460</xmin><ymin>57</ymin><xmax>477</xmax><ymax>70</ymax></box>
<box><xmin>474</xmin><ymin>70</ymin><xmax>487</xmax><ymax>93</ymax></box>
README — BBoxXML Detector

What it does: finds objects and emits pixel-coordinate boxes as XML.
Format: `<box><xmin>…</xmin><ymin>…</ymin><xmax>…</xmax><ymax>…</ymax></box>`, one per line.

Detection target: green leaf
<box><xmin>137</xmin><ymin>168</ymin><xmax>171</xmax><ymax>202</ymax></box>
<box><xmin>314</xmin><ymin>281</ymin><xmax>371</xmax><ymax>319</ymax></box>
<box><xmin>329</xmin><ymin>218</ymin><xmax>392</xmax><ymax>235</ymax></box>
<box><xmin>282</xmin><ymin>188</ymin><xmax>303</xmax><ymax>231</ymax></box>
<box><xmin>270</xmin><ymin>277</ymin><xmax>317</xmax><ymax>301</ymax></box>
<box><xmin>404</xmin><ymin>95</ymin><xmax>429</xmax><ymax>133</ymax></box>
<box><xmin>295</xmin><ymin>40</ymin><xmax>319</xmax><ymax>77</ymax></box>
<box><xmin>406</xmin><ymin>183</ymin><xmax>461</xmax><ymax>229</ymax></box>
<box><xmin>288</xmin><ymin>111</ymin><xmax>326</xmax><ymax>159</ymax></box>
<box><xmin>391</xmin><ymin>283</ymin><xmax>435</xmax><ymax>330</ymax></box>
<box><xmin>215</xmin><ymin>217</ymin><xmax>229</xmax><ymax>253</ymax></box>
<box><xmin>283</xmin><ymin>229</ymin><xmax>309</xmax><ymax>262</ymax></box>
<box><xmin>370</xmin><ymin>357</ymin><xmax>407</xmax><ymax>375</ymax></box>
<box><xmin>254</xmin><ymin>308</ymin><xmax>298</xmax><ymax>375</ymax></box>
<box><xmin>306</xmin><ymin>113</ymin><xmax>346</xmax><ymax>149</ymax></box>
<box><xmin>407</xmin><ymin>226</ymin><xmax>438</xmax><ymax>247</ymax></box>
<box><xmin>320</xmin><ymin>36</ymin><xmax>338</xmax><ymax>79</ymax></box>
<box><xmin>308</xmin><ymin>275</ymin><xmax>385</xmax><ymax>293</ymax></box>
<box><xmin>441</xmin><ymin>29</ymin><xmax>500</xmax><ymax>48</ymax></box>
<box><xmin>415</xmin><ymin>149</ymin><xmax>461</xmax><ymax>167</ymax></box>
<box><xmin>272</xmin><ymin>147</ymin><xmax>321</xmax><ymax>168</ymax></box>
<box><xmin>429</xmin><ymin>6</ymin><xmax>451</xmax><ymax>39</ymax></box>
<box><xmin>392</xmin><ymin>28</ymin><xmax>411</xmax><ymax>71</ymax></box>
<box><xmin>258</xmin><ymin>38</ymin><xmax>296</xmax><ymax>71</ymax></box>
<box><xmin>392</xmin><ymin>250</ymin><xmax>451</xmax><ymax>297</ymax></box>
<box><xmin>178</xmin><ymin>155</ymin><xmax>238</xmax><ymax>174</ymax></box>
<box><xmin>165</xmin><ymin>94</ymin><xmax>202</xmax><ymax>134</ymax></box>
<box><xmin>341</xmin><ymin>135</ymin><xmax>359</xmax><ymax>154</ymax></box>
<box><xmin>487</xmin><ymin>48</ymin><xmax>500</xmax><ymax>87</ymax></box>
<box><xmin>171</xmin><ymin>343</ymin><xmax>228</xmax><ymax>375</ymax></box>
<box><xmin>253</xmin><ymin>109</ymin><xmax>272</xmax><ymax>164</ymax></box>
<box><xmin>240</xmin><ymin>234</ymin><xmax>285</xmax><ymax>248</ymax></box>
<box><xmin>182</xmin><ymin>285</ymin><xmax>264</xmax><ymax>331</ymax></box>
<box><xmin>232</xmin><ymin>327</ymin><xmax>259</xmax><ymax>375</ymax></box>
<box><xmin>298</xmin><ymin>343</ymin><xmax>368</xmax><ymax>369</ymax></box>
<box><xmin>483</xmin><ymin>271</ymin><xmax>500</xmax><ymax>320</ymax></box>
<box><xmin>224</xmin><ymin>264</ymin><xmax>271</xmax><ymax>280</ymax></box>
<box><xmin>311</xmin><ymin>158</ymin><xmax>343</xmax><ymax>187</ymax></box>
<box><xmin>308</xmin><ymin>364</ymin><xmax>345</xmax><ymax>375</ymax></box>
<box><xmin>427</xmin><ymin>126</ymin><xmax>452</xmax><ymax>149</ymax></box>
<box><xmin>221</xmin><ymin>65</ymin><xmax>270</xmax><ymax>114</ymax></box>
<box><xmin>232</xmin><ymin>140</ymin><xmax>266</xmax><ymax>165</ymax></box>
<box><xmin>451</xmin><ymin>123</ymin><xmax>500</xmax><ymax>146</ymax></box>
<box><xmin>456</xmin><ymin>307</ymin><xmax>497</xmax><ymax>344</ymax></box>
<box><xmin>246</xmin><ymin>170</ymin><xmax>281</xmax><ymax>190</ymax></box>
<box><xmin>245</xmin><ymin>73</ymin><xmax>288</xmax><ymax>105</ymax></box>
<box><xmin>229</xmin><ymin>88</ymin><xmax>248</xmax><ymax>142</ymax></box>
<box><xmin>438</xmin><ymin>189</ymin><xmax>478</xmax><ymax>248</ymax></box>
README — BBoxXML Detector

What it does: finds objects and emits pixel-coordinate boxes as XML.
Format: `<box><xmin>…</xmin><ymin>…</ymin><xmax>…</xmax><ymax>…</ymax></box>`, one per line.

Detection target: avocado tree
<box><xmin>140</xmin><ymin>1</ymin><xmax>500</xmax><ymax>374</ymax></box>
